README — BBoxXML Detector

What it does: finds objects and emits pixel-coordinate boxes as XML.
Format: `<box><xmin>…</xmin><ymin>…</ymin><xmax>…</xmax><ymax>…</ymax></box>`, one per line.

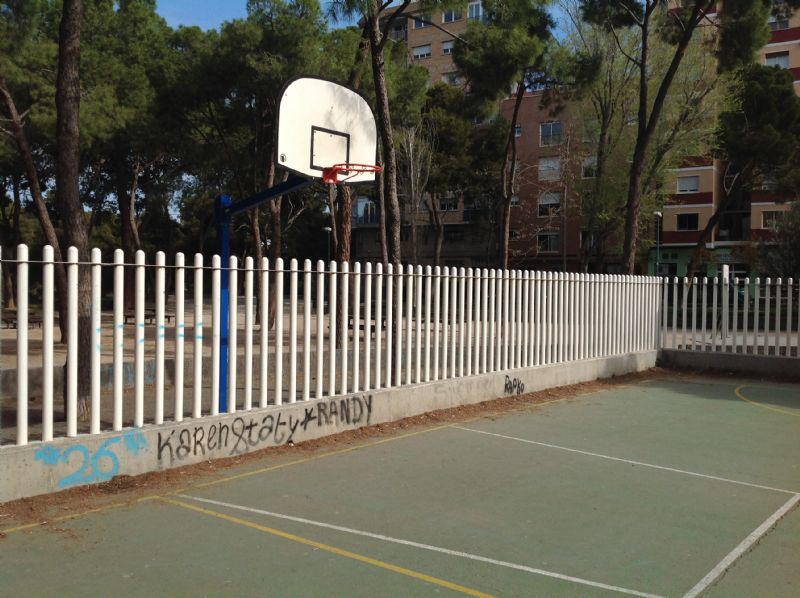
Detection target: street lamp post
<box><xmin>323</xmin><ymin>226</ymin><xmax>332</xmax><ymax>262</ymax></box>
<box><xmin>654</xmin><ymin>211</ymin><xmax>662</xmax><ymax>276</ymax></box>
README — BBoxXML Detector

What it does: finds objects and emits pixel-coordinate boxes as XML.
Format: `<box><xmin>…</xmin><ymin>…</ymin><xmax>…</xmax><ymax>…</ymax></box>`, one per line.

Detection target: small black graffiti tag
<box><xmin>504</xmin><ymin>375</ymin><xmax>524</xmax><ymax>395</ymax></box>
<box><xmin>157</xmin><ymin>394</ymin><xmax>373</xmax><ymax>464</ymax></box>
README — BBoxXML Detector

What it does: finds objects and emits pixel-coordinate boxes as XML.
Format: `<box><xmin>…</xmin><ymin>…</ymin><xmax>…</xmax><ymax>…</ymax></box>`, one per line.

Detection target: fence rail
<box><xmin>2</xmin><ymin>243</ymin><xmax>662</xmax><ymax>447</ymax></box>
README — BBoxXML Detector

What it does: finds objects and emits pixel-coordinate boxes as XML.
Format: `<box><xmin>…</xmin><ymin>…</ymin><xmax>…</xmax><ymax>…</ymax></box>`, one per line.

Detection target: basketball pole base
<box><xmin>215</xmin><ymin>175</ymin><xmax>314</xmax><ymax>413</ymax></box>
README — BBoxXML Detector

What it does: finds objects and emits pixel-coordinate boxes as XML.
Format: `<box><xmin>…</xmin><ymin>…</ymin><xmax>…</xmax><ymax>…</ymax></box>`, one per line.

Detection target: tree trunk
<box><xmin>368</xmin><ymin>5</ymin><xmax>401</xmax><ymax>265</ymax></box>
<box><xmin>56</xmin><ymin>0</ymin><xmax>91</xmax><ymax>415</ymax></box>
<box><xmin>500</xmin><ymin>200</ymin><xmax>511</xmax><ymax>270</ymax></box>
<box><xmin>499</xmin><ymin>79</ymin><xmax>526</xmax><ymax>270</ymax></box>
<box><xmin>251</xmin><ymin>206</ymin><xmax>263</xmax><ymax>324</ymax></box>
<box><xmin>117</xmin><ymin>161</ymin><xmax>141</xmax><ymax>310</ymax></box>
<box><xmin>376</xmin><ymin>157</ymin><xmax>388</xmax><ymax>264</ymax></box>
<box><xmin>0</xmin><ymin>80</ymin><xmax>69</xmax><ymax>340</ymax></box>
<box><xmin>621</xmin><ymin>8</ymin><xmax>697</xmax><ymax>273</ymax></box>
<box><xmin>337</xmin><ymin>185</ymin><xmax>352</xmax><ymax>263</ymax></box>
<box><xmin>428</xmin><ymin>197</ymin><xmax>444</xmax><ymax>268</ymax></box>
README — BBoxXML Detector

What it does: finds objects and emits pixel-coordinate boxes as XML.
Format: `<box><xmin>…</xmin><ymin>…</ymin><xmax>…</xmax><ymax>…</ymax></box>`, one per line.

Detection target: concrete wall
<box><xmin>0</xmin><ymin>350</ymin><xmax>656</xmax><ymax>503</ymax></box>
<box><xmin>659</xmin><ymin>349</ymin><xmax>800</xmax><ymax>379</ymax></box>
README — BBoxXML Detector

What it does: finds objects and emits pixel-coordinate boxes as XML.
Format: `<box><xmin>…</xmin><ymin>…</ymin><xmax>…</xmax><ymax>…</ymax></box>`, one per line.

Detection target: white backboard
<box><xmin>276</xmin><ymin>77</ymin><xmax>379</xmax><ymax>183</ymax></box>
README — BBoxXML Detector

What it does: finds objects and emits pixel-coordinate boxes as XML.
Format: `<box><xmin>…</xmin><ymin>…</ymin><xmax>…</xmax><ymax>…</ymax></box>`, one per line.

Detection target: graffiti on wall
<box><xmin>157</xmin><ymin>394</ymin><xmax>373</xmax><ymax>465</ymax></box>
<box><xmin>504</xmin><ymin>375</ymin><xmax>525</xmax><ymax>395</ymax></box>
<box><xmin>35</xmin><ymin>429</ymin><xmax>148</xmax><ymax>489</ymax></box>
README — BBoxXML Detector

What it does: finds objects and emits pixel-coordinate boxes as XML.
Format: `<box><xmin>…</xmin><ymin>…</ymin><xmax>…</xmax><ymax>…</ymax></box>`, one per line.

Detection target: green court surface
<box><xmin>1</xmin><ymin>375</ymin><xmax>799</xmax><ymax>597</ymax></box>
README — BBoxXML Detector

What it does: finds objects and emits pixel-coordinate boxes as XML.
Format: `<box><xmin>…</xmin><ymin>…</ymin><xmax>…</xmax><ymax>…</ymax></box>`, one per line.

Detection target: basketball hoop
<box><xmin>322</xmin><ymin>163</ymin><xmax>382</xmax><ymax>185</ymax></box>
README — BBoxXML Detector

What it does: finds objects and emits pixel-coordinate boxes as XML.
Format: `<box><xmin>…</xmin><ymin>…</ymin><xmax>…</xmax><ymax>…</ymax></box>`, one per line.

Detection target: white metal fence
<box><xmin>661</xmin><ymin>275</ymin><xmax>799</xmax><ymax>356</ymax></box>
<box><xmin>1</xmin><ymin>243</ymin><xmax>665</xmax><ymax>447</ymax></box>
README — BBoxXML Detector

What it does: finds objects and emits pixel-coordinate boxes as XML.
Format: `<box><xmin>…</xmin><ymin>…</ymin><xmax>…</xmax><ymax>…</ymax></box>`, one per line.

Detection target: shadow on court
<box><xmin>1</xmin><ymin>374</ymin><xmax>798</xmax><ymax>597</ymax></box>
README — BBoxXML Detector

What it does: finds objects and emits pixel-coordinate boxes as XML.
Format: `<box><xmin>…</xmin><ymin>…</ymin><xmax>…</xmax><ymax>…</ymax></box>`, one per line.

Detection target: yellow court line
<box><xmin>735</xmin><ymin>385</ymin><xmax>800</xmax><ymax>418</ymax></box>
<box><xmin>159</xmin><ymin>497</ymin><xmax>494</xmax><ymax>598</ymax></box>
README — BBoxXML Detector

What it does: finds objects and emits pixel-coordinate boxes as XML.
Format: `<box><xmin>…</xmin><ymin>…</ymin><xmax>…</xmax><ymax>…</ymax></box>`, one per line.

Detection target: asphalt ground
<box><xmin>1</xmin><ymin>374</ymin><xmax>798</xmax><ymax>597</ymax></box>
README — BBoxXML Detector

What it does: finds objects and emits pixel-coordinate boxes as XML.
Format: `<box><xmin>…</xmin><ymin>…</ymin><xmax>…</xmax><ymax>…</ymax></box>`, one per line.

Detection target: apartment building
<box><xmin>354</xmin><ymin>2</ymin><xmax>798</xmax><ymax>275</ymax></box>
<box><xmin>652</xmin><ymin>8</ymin><xmax>800</xmax><ymax>278</ymax></box>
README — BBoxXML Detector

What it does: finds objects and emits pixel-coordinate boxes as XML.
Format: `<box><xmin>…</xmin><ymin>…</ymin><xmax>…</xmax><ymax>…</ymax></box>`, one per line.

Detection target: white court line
<box><xmin>179</xmin><ymin>494</ymin><xmax>663</xmax><ymax>598</ymax></box>
<box><xmin>453</xmin><ymin>427</ymin><xmax>797</xmax><ymax>495</ymax></box>
<box><xmin>683</xmin><ymin>493</ymin><xmax>800</xmax><ymax>598</ymax></box>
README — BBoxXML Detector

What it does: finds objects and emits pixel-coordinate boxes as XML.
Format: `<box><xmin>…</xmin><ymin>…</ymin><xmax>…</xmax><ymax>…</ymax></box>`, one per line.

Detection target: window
<box><xmin>580</xmin><ymin>230</ymin><xmax>594</xmax><ymax>249</ymax></box>
<box><xmin>443</xmin><ymin>10</ymin><xmax>462</xmax><ymax>23</ymax></box>
<box><xmin>540</xmin><ymin>121</ymin><xmax>562</xmax><ymax>146</ymax></box>
<box><xmin>537</xmin><ymin>231</ymin><xmax>560</xmax><ymax>253</ymax></box>
<box><xmin>511</xmin><ymin>195</ymin><xmax>520</xmax><ymax>207</ymax></box>
<box><xmin>413</xmin><ymin>15</ymin><xmax>431</xmax><ymax>28</ymax></box>
<box><xmin>538</xmin><ymin>191</ymin><xmax>561</xmax><ymax>216</ymax></box>
<box><xmin>514</xmin><ymin>124</ymin><xmax>522</xmax><ymax>137</ymax></box>
<box><xmin>766</xmin><ymin>51</ymin><xmax>789</xmax><ymax>69</ymax></box>
<box><xmin>538</xmin><ymin>157</ymin><xmax>561</xmax><ymax>181</ymax></box>
<box><xmin>677</xmin><ymin>213</ymin><xmax>699</xmax><ymax>231</ymax></box>
<box><xmin>769</xmin><ymin>6</ymin><xmax>790</xmax><ymax>31</ymax></box>
<box><xmin>439</xmin><ymin>196</ymin><xmax>457</xmax><ymax>211</ymax></box>
<box><xmin>677</xmin><ymin>175</ymin><xmax>699</xmax><ymax>193</ymax></box>
<box><xmin>468</xmin><ymin>1</ymin><xmax>484</xmax><ymax>21</ymax></box>
<box><xmin>442</xmin><ymin>72</ymin><xmax>461</xmax><ymax>85</ymax></box>
<box><xmin>582</xmin><ymin>156</ymin><xmax>597</xmax><ymax>178</ymax></box>
<box><xmin>762</xmin><ymin>210</ymin><xmax>784</xmax><ymax>230</ymax></box>
<box><xmin>412</xmin><ymin>44</ymin><xmax>432</xmax><ymax>60</ymax></box>
<box><xmin>442</xmin><ymin>40</ymin><xmax>454</xmax><ymax>55</ymax></box>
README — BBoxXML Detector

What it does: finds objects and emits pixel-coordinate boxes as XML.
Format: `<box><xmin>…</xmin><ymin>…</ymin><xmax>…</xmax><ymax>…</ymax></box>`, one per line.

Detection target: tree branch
<box><xmin>377</xmin><ymin>0</ymin><xmax>412</xmax><ymax>54</ymax></box>
<box><xmin>608</xmin><ymin>24</ymin><xmax>640</xmax><ymax>67</ymax></box>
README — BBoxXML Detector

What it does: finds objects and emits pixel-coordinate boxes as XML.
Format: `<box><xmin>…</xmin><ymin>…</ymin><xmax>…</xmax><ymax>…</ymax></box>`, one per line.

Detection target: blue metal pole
<box><xmin>216</xmin><ymin>195</ymin><xmax>232</xmax><ymax>414</ymax></box>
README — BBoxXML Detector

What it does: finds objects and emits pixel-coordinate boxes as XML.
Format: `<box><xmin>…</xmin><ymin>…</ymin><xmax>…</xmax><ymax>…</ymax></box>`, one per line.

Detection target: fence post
<box><xmin>211</xmin><ymin>254</ymin><xmax>221</xmax><ymax>415</ymax></box>
<box><xmin>303</xmin><ymin>259</ymin><xmax>312</xmax><ymax>400</ymax></box>
<box><xmin>193</xmin><ymin>253</ymin><xmax>204</xmax><ymax>417</ymax></box>
<box><xmin>275</xmin><ymin>257</ymin><xmax>285</xmax><ymax>405</ymax></box>
<box><xmin>375</xmin><ymin>263</ymin><xmax>384</xmax><ymax>389</ymax></box>
<box><xmin>244</xmin><ymin>256</ymin><xmax>254</xmax><ymax>410</ymax></box>
<box><xmin>316</xmin><ymin>260</ymin><xmax>325</xmax><ymax>399</ymax></box>
<box><xmin>432</xmin><ymin>266</ymin><xmax>441</xmax><ymax>381</ymax></box>
<box><xmin>340</xmin><ymin>261</ymin><xmax>349</xmax><ymax>395</ymax></box>
<box><xmin>353</xmin><ymin>262</ymin><xmax>362</xmax><ymax>393</ymax></box>
<box><xmin>441</xmin><ymin>267</ymin><xmax>449</xmax><ymax>379</ymax></box>
<box><xmin>227</xmin><ymin>256</ymin><xmax>238</xmax><ymax>413</ymax></box>
<box><xmin>289</xmin><ymin>257</ymin><xmax>298</xmax><ymax>403</ymax></box>
<box><xmin>406</xmin><ymin>264</ymin><xmax>414</xmax><ymax>385</ymax></box>
<box><xmin>16</xmin><ymin>244</ymin><xmax>29</xmax><ymax>445</ymax></box>
<box><xmin>764</xmin><ymin>277</ymin><xmax>771</xmax><ymax>355</ymax></box>
<box><xmin>415</xmin><ymin>265</ymin><xmax>423</xmax><ymax>383</ymax></box>
<box><xmin>365</xmin><ymin>262</ymin><xmax>373</xmax><ymax>391</ymax></box>
<box><xmin>260</xmin><ymin>257</ymin><xmax>270</xmax><ymax>408</ymax></box>
<box><xmin>721</xmin><ymin>265</ymin><xmax>730</xmax><ymax>351</ymax></box>
<box><xmin>155</xmin><ymin>251</ymin><xmax>166</xmax><ymax>423</ymax></box>
<box><xmin>395</xmin><ymin>263</ymin><xmax>404</xmax><ymax>386</ymax></box>
<box><xmin>328</xmin><ymin>260</ymin><xmax>337</xmax><ymax>395</ymax></box>
<box><xmin>752</xmin><ymin>278</ymin><xmax>760</xmax><ymax>355</ymax></box>
<box><xmin>89</xmin><ymin>248</ymin><xmax>102</xmax><ymax>434</ymax></box>
<box><xmin>114</xmin><ymin>249</ymin><xmax>125</xmax><ymax>428</ymax></box>
<box><xmin>424</xmin><ymin>265</ymin><xmax>432</xmax><ymax>382</ymax></box>
<box><xmin>466</xmin><ymin>267</ymin><xmax>474</xmax><ymax>377</ymax></box>
<box><xmin>68</xmin><ymin>246</ymin><xmax>80</xmax><ymax>435</ymax></box>
<box><xmin>42</xmin><ymin>245</ymin><xmax>54</xmax><ymax>441</ymax></box>
<box><xmin>174</xmin><ymin>253</ymin><xmax>185</xmax><ymax>422</ymax></box>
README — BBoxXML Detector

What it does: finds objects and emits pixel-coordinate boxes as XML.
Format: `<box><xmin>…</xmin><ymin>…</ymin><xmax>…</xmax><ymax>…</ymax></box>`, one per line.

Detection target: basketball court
<box><xmin>2</xmin><ymin>373</ymin><xmax>798</xmax><ymax>597</ymax></box>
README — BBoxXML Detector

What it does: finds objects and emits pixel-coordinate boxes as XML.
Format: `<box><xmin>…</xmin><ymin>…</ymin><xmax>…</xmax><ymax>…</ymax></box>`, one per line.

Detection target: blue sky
<box><xmin>157</xmin><ymin>0</ymin><xmax>248</xmax><ymax>30</ymax></box>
